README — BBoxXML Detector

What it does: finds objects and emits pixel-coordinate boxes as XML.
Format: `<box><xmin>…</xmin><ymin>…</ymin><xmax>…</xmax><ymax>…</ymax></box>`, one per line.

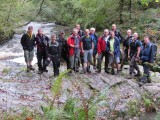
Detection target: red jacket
<box><xmin>97</xmin><ymin>36</ymin><xmax>108</xmax><ymax>54</ymax></box>
<box><xmin>67</xmin><ymin>35</ymin><xmax>81</xmax><ymax>56</ymax></box>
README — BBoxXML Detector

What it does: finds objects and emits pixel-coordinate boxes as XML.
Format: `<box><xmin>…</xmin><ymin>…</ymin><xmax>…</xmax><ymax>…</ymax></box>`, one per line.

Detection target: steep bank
<box><xmin>0</xmin><ymin>29</ymin><xmax>14</xmax><ymax>44</ymax></box>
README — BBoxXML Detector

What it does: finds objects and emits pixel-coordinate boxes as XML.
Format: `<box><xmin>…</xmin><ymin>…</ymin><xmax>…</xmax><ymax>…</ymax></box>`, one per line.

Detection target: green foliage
<box><xmin>51</xmin><ymin>70</ymin><xmax>69</xmax><ymax>98</ymax></box>
<box><xmin>2</xmin><ymin>68</ymin><xmax>10</xmax><ymax>74</ymax></box>
<box><xmin>127</xmin><ymin>100</ymin><xmax>141</xmax><ymax>117</ymax></box>
<box><xmin>142</xmin><ymin>96</ymin><xmax>154</xmax><ymax>107</ymax></box>
<box><xmin>44</xmin><ymin>109</ymin><xmax>71</xmax><ymax>120</ymax></box>
<box><xmin>0</xmin><ymin>0</ymin><xmax>44</xmax><ymax>42</ymax></box>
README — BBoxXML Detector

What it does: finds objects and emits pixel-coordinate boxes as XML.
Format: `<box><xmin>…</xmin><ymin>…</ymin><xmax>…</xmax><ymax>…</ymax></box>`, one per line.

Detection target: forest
<box><xmin>0</xmin><ymin>0</ymin><xmax>160</xmax><ymax>42</ymax></box>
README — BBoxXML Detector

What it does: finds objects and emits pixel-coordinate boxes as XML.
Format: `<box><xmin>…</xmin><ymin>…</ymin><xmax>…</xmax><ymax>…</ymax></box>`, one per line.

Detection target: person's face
<box><xmin>73</xmin><ymin>30</ymin><xmax>78</xmax><ymax>36</ymax></box>
<box><xmin>28</xmin><ymin>28</ymin><xmax>33</xmax><ymax>34</ymax></box>
<box><xmin>127</xmin><ymin>31</ymin><xmax>132</xmax><ymax>36</ymax></box>
<box><xmin>112</xmin><ymin>25</ymin><xmax>116</xmax><ymax>31</ymax></box>
<box><xmin>51</xmin><ymin>35</ymin><xmax>56</xmax><ymax>42</ymax></box>
<box><xmin>76</xmin><ymin>25</ymin><xmax>80</xmax><ymax>30</ymax></box>
<box><xmin>90</xmin><ymin>30</ymin><xmax>95</xmax><ymax>34</ymax></box>
<box><xmin>144</xmin><ymin>37</ymin><xmax>149</xmax><ymax>44</ymax></box>
<box><xmin>110</xmin><ymin>32</ymin><xmax>115</xmax><ymax>38</ymax></box>
<box><xmin>132</xmin><ymin>33</ymin><xmax>138</xmax><ymax>40</ymax></box>
<box><xmin>85</xmin><ymin>30</ymin><xmax>90</xmax><ymax>36</ymax></box>
<box><xmin>60</xmin><ymin>33</ymin><xmax>65</xmax><ymax>38</ymax></box>
<box><xmin>38</xmin><ymin>29</ymin><xmax>43</xmax><ymax>35</ymax></box>
<box><xmin>104</xmin><ymin>30</ymin><xmax>109</xmax><ymax>36</ymax></box>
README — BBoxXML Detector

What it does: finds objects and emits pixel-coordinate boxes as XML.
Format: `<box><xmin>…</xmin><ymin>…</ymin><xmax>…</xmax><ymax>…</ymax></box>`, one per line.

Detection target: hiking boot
<box><xmin>111</xmin><ymin>69</ymin><xmax>115</xmax><ymax>75</ymax></box>
<box><xmin>26</xmin><ymin>66</ymin><xmax>30</xmax><ymax>72</ymax></box>
<box><xmin>93</xmin><ymin>66</ymin><xmax>97</xmax><ymax>70</ymax></box>
<box><xmin>30</xmin><ymin>65</ymin><xmax>35</xmax><ymax>71</ymax></box>
<box><xmin>87</xmin><ymin>66</ymin><xmax>91</xmax><ymax>73</ymax></box>
<box><xmin>105</xmin><ymin>70</ymin><xmax>109</xmax><ymax>74</ymax></box>
<box><xmin>147</xmin><ymin>77</ymin><xmax>151</xmax><ymax>83</ymax></box>
<box><xmin>43</xmin><ymin>69</ymin><xmax>48</xmax><ymax>72</ymax></box>
<box><xmin>81</xmin><ymin>69</ymin><xmax>86</xmax><ymax>74</ymax></box>
<box><xmin>38</xmin><ymin>70</ymin><xmax>43</xmax><ymax>74</ymax></box>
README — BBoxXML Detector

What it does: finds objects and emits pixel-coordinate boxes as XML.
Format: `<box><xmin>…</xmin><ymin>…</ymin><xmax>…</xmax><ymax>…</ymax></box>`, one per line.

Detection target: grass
<box><xmin>2</xmin><ymin>68</ymin><xmax>11</xmax><ymax>74</ymax></box>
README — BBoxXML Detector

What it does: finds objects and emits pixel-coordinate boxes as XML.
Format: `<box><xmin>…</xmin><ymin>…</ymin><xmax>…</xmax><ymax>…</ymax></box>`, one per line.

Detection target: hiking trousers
<box><xmin>129</xmin><ymin>54</ymin><xmax>140</xmax><ymax>74</ymax></box>
<box><xmin>97</xmin><ymin>52</ymin><xmax>109</xmax><ymax>72</ymax></box>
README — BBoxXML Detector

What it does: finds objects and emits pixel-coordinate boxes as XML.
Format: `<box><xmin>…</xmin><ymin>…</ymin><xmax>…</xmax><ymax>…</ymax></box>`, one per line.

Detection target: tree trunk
<box><xmin>129</xmin><ymin>0</ymin><xmax>132</xmax><ymax>20</ymax></box>
<box><xmin>119</xmin><ymin>0</ymin><xmax>124</xmax><ymax>24</ymax></box>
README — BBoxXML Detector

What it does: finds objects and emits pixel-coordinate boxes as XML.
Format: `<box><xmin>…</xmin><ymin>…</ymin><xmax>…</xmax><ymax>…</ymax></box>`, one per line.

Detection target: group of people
<box><xmin>21</xmin><ymin>24</ymin><xmax>156</xmax><ymax>85</ymax></box>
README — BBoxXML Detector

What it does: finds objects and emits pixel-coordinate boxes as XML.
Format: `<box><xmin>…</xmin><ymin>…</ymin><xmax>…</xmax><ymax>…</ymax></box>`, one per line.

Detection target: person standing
<box><xmin>75</xmin><ymin>24</ymin><xmax>85</xmax><ymax>68</ymax></box>
<box><xmin>46</xmin><ymin>34</ymin><xmax>61</xmax><ymax>77</ymax></box>
<box><xmin>111</xmin><ymin>24</ymin><xmax>124</xmax><ymax>43</ymax></box>
<box><xmin>81</xmin><ymin>29</ymin><xmax>94</xmax><ymax>73</ymax></box>
<box><xmin>108</xmin><ymin>31</ymin><xmax>121</xmax><ymax>75</ymax></box>
<box><xmin>75</xmin><ymin>24</ymin><xmax>84</xmax><ymax>37</ymax></box>
<box><xmin>67</xmin><ymin>28</ymin><xmax>81</xmax><ymax>72</ymax></box>
<box><xmin>21</xmin><ymin>26</ymin><xmax>36</xmax><ymax>72</ymax></box>
<box><xmin>140</xmin><ymin>36</ymin><xmax>155</xmax><ymax>84</ymax></box>
<box><xmin>57</xmin><ymin>30</ymin><xmax>69</xmax><ymax>70</ymax></box>
<box><xmin>128</xmin><ymin>32</ymin><xmax>141</xmax><ymax>78</ymax></box>
<box><xmin>35</xmin><ymin>28</ymin><xmax>49</xmax><ymax>74</ymax></box>
<box><xmin>97</xmin><ymin>29</ymin><xmax>110</xmax><ymax>73</ymax></box>
<box><xmin>120</xmin><ymin>29</ymin><xmax>132</xmax><ymax>70</ymax></box>
<box><xmin>90</xmin><ymin>28</ymin><xmax>98</xmax><ymax>69</ymax></box>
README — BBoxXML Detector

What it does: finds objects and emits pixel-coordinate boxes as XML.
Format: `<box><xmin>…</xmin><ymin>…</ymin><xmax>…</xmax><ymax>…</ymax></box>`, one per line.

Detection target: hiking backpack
<box><xmin>150</xmin><ymin>43</ymin><xmax>157</xmax><ymax>61</ymax></box>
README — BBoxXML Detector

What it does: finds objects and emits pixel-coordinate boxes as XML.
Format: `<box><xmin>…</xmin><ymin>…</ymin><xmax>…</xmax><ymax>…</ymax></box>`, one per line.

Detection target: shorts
<box><xmin>24</xmin><ymin>50</ymin><xmax>34</xmax><ymax>63</ymax></box>
<box><xmin>83</xmin><ymin>49</ymin><xmax>93</xmax><ymax>63</ymax></box>
<box><xmin>109</xmin><ymin>54</ymin><xmax>120</xmax><ymax>64</ymax></box>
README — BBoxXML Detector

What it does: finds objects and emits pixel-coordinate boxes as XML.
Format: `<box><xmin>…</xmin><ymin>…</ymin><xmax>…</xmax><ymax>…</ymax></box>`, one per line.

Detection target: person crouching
<box><xmin>45</xmin><ymin>34</ymin><xmax>61</xmax><ymax>77</ymax></box>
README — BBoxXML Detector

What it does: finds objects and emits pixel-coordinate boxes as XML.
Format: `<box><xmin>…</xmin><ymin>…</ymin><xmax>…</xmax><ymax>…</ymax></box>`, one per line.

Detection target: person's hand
<box><xmin>74</xmin><ymin>45</ymin><xmax>79</xmax><ymax>48</ymax></box>
<box><xmin>82</xmin><ymin>50</ymin><xmax>84</xmax><ymax>53</ymax></box>
<box><xmin>47</xmin><ymin>57</ymin><xmax>50</xmax><ymax>61</ymax></box>
<box><xmin>135</xmin><ymin>57</ymin><xmax>140</xmax><ymax>61</ymax></box>
<box><xmin>110</xmin><ymin>52</ymin><xmax>114</xmax><ymax>56</ymax></box>
<box><xmin>128</xmin><ymin>55</ymin><xmax>130</xmax><ymax>60</ymax></box>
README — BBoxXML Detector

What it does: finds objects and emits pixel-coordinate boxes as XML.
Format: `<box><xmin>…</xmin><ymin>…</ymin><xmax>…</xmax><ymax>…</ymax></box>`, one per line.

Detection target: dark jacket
<box><xmin>108</xmin><ymin>37</ymin><xmax>120</xmax><ymax>57</ymax></box>
<box><xmin>47</xmin><ymin>41</ymin><xmax>61</xmax><ymax>58</ymax></box>
<box><xmin>21</xmin><ymin>33</ymin><xmax>36</xmax><ymax>51</ymax></box>
<box><xmin>57</xmin><ymin>36</ymin><xmax>69</xmax><ymax>57</ymax></box>
<box><xmin>78</xmin><ymin>30</ymin><xmax>84</xmax><ymax>37</ymax></box>
<box><xmin>90</xmin><ymin>33</ymin><xmax>98</xmax><ymax>53</ymax></box>
<box><xmin>35</xmin><ymin>34</ymin><xmax>49</xmax><ymax>52</ymax></box>
<box><xmin>123</xmin><ymin>35</ymin><xmax>132</xmax><ymax>53</ymax></box>
<box><xmin>141</xmin><ymin>42</ymin><xmax>155</xmax><ymax>63</ymax></box>
<box><xmin>113</xmin><ymin>30</ymin><xmax>124</xmax><ymax>43</ymax></box>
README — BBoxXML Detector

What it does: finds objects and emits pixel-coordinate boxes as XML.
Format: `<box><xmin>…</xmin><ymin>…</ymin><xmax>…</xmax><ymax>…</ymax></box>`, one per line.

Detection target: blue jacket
<box><xmin>90</xmin><ymin>33</ymin><xmax>98</xmax><ymax>53</ymax></box>
<box><xmin>141</xmin><ymin>42</ymin><xmax>154</xmax><ymax>63</ymax></box>
<box><xmin>107</xmin><ymin>37</ymin><xmax>120</xmax><ymax>57</ymax></box>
